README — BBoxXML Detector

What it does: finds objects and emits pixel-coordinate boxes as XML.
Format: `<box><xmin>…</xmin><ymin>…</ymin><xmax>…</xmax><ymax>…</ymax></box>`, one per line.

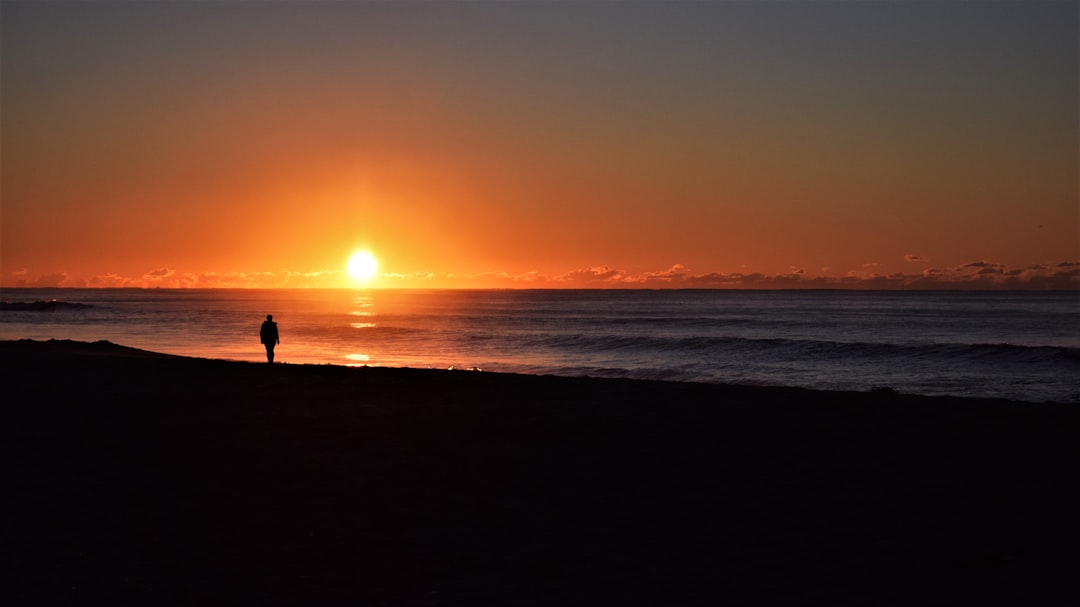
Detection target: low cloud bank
<box><xmin>523</xmin><ymin>261</ymin><xmax>1080</xmax><ymax>290</ymax></box>
<box><xmin>5</xmin><ymin>261</ymin><xmax>1079</xmax><ymax>290</ymax></box>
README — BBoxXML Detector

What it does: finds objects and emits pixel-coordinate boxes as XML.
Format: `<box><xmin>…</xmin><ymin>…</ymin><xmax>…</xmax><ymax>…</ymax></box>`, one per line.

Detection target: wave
<box><xmin>525</xmin><ymin>333</ymin><xmax>1080</xmax><ymax>367</ymax></box>
<box><xmin>578</xmin><ymin>315</ymin><xmax>761</xmax><ymax>328</ymax></box>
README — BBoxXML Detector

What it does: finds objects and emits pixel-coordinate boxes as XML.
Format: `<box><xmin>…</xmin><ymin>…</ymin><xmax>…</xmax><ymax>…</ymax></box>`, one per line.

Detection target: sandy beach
<box><xmin>5</xmin><ymin>339</ymin><xmax>1076</xmax><ymax>605</ymax></box>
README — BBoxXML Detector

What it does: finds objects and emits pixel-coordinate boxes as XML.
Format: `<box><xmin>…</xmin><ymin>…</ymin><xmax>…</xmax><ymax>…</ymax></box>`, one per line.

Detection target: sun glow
<box><xmin>347</xmin><ymin>251</ymin><xmax>379</xmax><ymax>283</ymax></box>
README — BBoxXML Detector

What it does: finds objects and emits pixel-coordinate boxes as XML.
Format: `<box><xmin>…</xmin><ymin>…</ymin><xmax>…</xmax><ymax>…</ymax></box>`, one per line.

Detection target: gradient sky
<box><xmin>2</xmin><ymin>0</ymin><xmax>1077</xmax><ymax>289</ymax></box>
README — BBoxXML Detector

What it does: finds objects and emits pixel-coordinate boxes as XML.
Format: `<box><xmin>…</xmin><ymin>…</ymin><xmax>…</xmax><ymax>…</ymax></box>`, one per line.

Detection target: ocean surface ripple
<box><xmin>2</xmin><ymin>288</ymin><xmax>1077</xmax><ymax>403</ymax></box>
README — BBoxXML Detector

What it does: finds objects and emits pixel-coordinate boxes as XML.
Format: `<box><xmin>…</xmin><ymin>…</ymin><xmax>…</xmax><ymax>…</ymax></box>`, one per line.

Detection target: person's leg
<box><xmin>265</xmin><ymin>345</ymin><xmax>274</xmax><ymax>363</ymax></box>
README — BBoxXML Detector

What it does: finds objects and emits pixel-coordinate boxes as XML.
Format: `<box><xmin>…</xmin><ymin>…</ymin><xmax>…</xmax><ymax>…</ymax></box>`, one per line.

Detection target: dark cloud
<box><xmin>1052</xmin><ymin>265</ymin><xmax>1080</xmax><ymax>279</ymax></box>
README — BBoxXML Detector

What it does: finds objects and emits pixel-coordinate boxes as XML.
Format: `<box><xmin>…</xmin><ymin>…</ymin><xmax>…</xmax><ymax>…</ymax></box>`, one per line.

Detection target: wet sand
<box><xmin>5</xmin><ymin>339</ymin><xmax>1076</xmax><ymax>605</ymax></box>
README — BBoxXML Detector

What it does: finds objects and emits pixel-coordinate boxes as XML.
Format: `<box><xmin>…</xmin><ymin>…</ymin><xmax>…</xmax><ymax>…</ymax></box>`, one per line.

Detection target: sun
<box><xmin>347</xmin><ymin>251</ymin><xmax>379</xmax><ymax>283</ymax></box>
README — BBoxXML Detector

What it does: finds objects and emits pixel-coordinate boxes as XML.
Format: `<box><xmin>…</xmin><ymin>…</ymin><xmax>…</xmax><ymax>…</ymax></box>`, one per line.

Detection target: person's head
<box><xmin>266</xmin><ymin>314</ymin><xmax>273</xmax><ymax>321</ymax></box>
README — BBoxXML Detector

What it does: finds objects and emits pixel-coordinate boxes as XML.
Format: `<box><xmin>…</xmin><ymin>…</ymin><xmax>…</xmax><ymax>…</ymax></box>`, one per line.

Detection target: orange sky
<box><xmin>2</xmin><ymin>1</ymin><xmax>1077</xmax><ymax>289</ymax></box>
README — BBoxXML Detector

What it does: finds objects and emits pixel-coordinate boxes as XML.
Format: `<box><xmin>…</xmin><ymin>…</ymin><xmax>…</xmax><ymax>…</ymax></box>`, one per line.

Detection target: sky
<box><xmin>2</xmin><ymin>0</ymin><xmax>1077</xmax><ymax>289</ymax></box>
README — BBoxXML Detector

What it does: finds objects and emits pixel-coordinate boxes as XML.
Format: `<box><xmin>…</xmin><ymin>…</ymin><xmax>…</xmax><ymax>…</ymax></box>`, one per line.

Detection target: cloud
<box><xmin>3</xmin><ymin>269</ymin><xmax>66</xmax><ymax>288</ymax></box>
<box><xmin>904</xmin><ymin>254</ymin><xmax>928</xmax><ymax>262</ymax></box>
<box><xmin>29</xmin><ymin>272</ymin><xmax>68</xmax><ymax>288</ymax></box>
<box><xmin>954</xmin><ymin>260</ymin><xmax>1007</xmax><ymax>279</ymax></box>
<box><xmin>81</xmin><ymin>269</ymin><xmax>344</xmax><ymax>289</ymax></box>
<box><xmin>181</xmin><ymin>270</ymin><xmax>341</xmax><ymax>289</ymax></box>
<box><xmin>638</xmin><ymin>264</ymin><xmax>689</xmax><ymax>285</ymax></box>
<box><xmin>554</xmin><ymin>266</ymin><xmax>626</xmax><ymax>285</ymax></box>
<box><xmin>143</xmin><ymin>267</ymin><xmax>175</xmax><ymax>281</ymax></box>
<box><xmin>595</xmin><ymin>260</ymin><xmax>1080</xmax><ymax>290</ymax></box>
<box><xmin>86</xmin><ymin>273</ymin><xmax>137</xmax><ymax>288</ymax></box>
<box><xmin>383</xmin><ymin>271</ymin><xmax>438</xmax><ymax>282</ymax></box>
<box><xmin>6</xmin><ymin>260</ymin><xmax>1079</xmax><ymax>290</ymax></box>
<box><xmin>960</xmin><ymin>260</ymin><xmax>1003</xmax><ymax>271</ymax></box>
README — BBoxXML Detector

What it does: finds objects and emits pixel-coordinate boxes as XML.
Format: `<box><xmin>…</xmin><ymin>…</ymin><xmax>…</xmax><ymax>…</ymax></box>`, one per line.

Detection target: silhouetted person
<box><xmin>260</xmin><ymin>314</ymin><xmax>280</xmax><ymax>363</ymax></box>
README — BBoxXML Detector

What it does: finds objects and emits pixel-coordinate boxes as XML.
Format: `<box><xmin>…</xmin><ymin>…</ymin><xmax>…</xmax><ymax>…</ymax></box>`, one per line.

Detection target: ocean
<box><xmin>2</xmin><ymin>288</ymin><xmax>1077</xmax><ymax>404</ymax></box>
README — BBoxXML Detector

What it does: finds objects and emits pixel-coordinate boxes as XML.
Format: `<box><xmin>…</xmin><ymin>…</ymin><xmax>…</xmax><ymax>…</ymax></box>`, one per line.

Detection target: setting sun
<box><xmin>347</xmin><ymin>251</ymin><xmax>379</xmax><ymax>283</ymax></box>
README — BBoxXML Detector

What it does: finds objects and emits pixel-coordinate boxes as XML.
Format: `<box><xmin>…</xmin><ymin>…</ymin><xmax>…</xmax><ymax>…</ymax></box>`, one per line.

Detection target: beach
<box><xmin>5</xmin><ymin>339</ymin><xmax>1076</xmax><ymax>605</ymax></box>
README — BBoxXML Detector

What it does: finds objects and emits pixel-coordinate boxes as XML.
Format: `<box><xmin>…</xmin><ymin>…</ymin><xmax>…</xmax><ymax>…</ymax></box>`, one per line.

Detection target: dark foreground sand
<box><xmin>4</xmin><ymin>339</ymin><xmax>1076</xmax><ymax>605</ymax></box>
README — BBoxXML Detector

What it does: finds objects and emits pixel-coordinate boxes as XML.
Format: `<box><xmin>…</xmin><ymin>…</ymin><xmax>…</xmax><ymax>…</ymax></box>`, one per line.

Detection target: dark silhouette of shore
<box><xmin>4</xmin><ymin>339</ymin><xmax>1076</xmax><ymax>605</ymax></box>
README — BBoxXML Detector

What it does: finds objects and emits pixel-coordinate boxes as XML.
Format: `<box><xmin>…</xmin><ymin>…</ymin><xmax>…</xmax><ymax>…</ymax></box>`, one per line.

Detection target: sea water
<box><xmin>1</xmin><ymin>288</ymin><xmax>1077</xmax><ymax>403</ymax></box>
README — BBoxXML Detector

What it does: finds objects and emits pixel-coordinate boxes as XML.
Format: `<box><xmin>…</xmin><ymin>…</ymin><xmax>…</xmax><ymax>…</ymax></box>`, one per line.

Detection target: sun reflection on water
<box><xmin>350</xmin><ymin>296</ymin><xmax>375</xmax><ymax>329</ymax></box>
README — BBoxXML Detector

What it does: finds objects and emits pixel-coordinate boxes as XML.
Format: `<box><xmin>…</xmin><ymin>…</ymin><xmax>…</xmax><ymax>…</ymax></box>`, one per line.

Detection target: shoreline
<box><xmin>3</xmin><ymin>337</ymin><xmax>1072</xmax><ymax>405</ymax></box>
<box><xmin>6</xmin><ymin>339</ymin><xmax>1076</xmax><ymax>604</ymax></box>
